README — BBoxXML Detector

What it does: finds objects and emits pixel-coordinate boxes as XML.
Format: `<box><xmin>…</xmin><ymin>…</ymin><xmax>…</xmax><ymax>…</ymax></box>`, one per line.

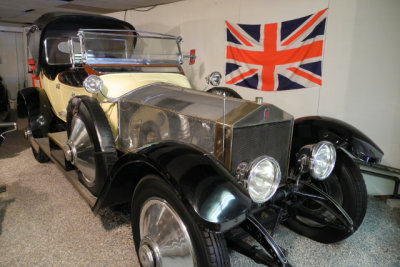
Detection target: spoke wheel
<box><xmin>132</xmin><ymin>175</ymin><xmax>230</xmax><ymax>267</ymax></box>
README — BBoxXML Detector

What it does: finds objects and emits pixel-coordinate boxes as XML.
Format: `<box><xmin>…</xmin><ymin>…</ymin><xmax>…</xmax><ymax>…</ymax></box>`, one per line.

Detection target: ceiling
<box><xmin>0</xmin><ymin>0</ymin><xmax>183</xmax><ymax>26</ymax></box>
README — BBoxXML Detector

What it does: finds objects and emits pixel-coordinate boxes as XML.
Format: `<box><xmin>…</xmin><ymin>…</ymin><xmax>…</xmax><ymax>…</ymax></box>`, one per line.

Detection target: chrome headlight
<box><xmin>310</xmin><ymin>141</ymin><xmax>336</xmax><ymax>180</ymax></box>
<box><xmin>83</xmin><ymin>75</ymin><xmax>103</xmax><ymax>94</ymax></box>
<box><xmin>206</xmin><ymin>71</ymin><xmax>222</xmax><ymax>86</ymax></box>
<box><xmin>236</xmin><ymin>156</ymin><xmax>281</xmax><ymax>203</ymax></box>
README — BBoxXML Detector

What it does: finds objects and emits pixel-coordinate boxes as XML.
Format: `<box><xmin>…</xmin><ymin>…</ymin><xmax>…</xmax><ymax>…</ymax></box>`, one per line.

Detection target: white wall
<box><xmin>110</xmin><ymin>0</ymin><xmax>399</xmax><ymax>167</ymax></box>
<box><xmin>319</xmin><ymin>0</ymin><xmax>400</xmax><ymax>168</ymax></box>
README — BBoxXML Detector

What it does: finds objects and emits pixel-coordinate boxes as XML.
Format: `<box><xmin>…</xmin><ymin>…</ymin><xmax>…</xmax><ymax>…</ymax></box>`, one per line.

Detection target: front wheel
<box><xmin>285</xmin><ymin>150</ymin><xmax>368</xmax><ymax>243</ymax></box>
<box><xmin>66</xmin><ymin>96</ymin><xmax>117</xmax><ymax>196</ymax></box>
<box><xmin>131</xmin><ymin>175</ymin><xmax>230</xmax><ymax>267</ymax></box>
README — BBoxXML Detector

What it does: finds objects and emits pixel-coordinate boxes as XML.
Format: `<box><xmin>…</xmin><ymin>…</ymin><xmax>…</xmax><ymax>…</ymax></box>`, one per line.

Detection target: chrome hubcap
<box><xmin>67</xmin><ymin>116</ymin><xmax>96</xmax><ymax>183</ymax></box>
<box><xmin>138</xmin><ymin>237</ymin><xmax>160</xmax><ymax>267</ymax></box>
<box><xmin>139</xmin><ymin>198</ymin><xmax>196</xmax><ymax>267</ymax></box>
<box><xmin>64</xmin><ymin>139</ymin><xmax>76</xmax><ymax>163</ymax></box>
<box><xmin>139</xmin><ymin>244</ymin><xmax>154</xmax><ymax>267</ymax></box>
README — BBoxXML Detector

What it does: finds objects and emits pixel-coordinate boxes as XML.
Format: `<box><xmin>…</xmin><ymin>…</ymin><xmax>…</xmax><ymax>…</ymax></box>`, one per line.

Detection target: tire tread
<box><xmin>203</xmin><ymin>231</ymin><xmax>230</xmax><ymax>266</ymax></box>
<box><xmin>31</xmin><ymin>147</ymin><xmax>50</xmax><ymax>163</ymax></box>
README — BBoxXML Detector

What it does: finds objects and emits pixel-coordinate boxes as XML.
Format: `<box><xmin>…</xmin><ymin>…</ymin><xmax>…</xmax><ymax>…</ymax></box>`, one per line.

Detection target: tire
<box><xmin>66</xmin><ymin>96</ymin><xmax>117</xmax><ymax>196</ymax></box>
<box><xmin>17</xmin><ymin>87</ymin><xmax>53</xmax><ymax>163</ymax></box>
<box><xmin>285</xmin><ymin>150</ymin><xmax>367</xmax><ymax>243</ymax></box>
<box><xmin>131</xmin><ymin>175</ymin><xmax>230</xmax><ymax>267</ymax></box>
<box><xmin>27</xmin><ymin>119</ymin><xmax>50</xmax><ymax>163</ymax></box>
<box><xmin>31</xmin><ymin>146</ymin><xmax>50</xmax><ymax>163</ymax></box>
<box><xmin>206</xmin><ymin>87</ymin><xmax>242</xmax><ymax>99</ymax></box>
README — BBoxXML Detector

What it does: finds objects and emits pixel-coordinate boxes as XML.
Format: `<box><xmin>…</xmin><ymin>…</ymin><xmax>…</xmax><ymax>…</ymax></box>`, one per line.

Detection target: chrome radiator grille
<box><xmin>231</xmin><ymin>120</ymin><xmax>293</xmax><ymax>178</ymax></box>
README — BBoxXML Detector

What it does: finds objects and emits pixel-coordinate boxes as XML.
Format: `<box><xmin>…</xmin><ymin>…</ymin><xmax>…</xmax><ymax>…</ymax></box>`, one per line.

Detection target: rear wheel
<box><xmin>131</xmin><ymin>175</ymin><xmax>230</xmax><ymax>267</ymax></box>
<box><xmin>17</xmin><ymin>87</ymin><xmax>51</xmax><ymax>163</ymax></box>
<box><xmin>25</xmin><ymin>123</ymin><xmax>50</xmax><ymax>163</ymax></box>
<box><xmin>31</xmin><ymin>145</ymin><xmax>50</xmax><ymax>163</ymax></box>
<box><xmin>285</xmin><ymin>150</ymin><xmax>367</xmax><ymax>243</ymax></box>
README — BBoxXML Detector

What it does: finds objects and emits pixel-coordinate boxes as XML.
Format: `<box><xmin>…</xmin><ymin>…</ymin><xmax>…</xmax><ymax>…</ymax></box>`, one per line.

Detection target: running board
<box><xmin>48</xmin><ymin>132</ymin><xmax>74</xmax><ymax>171</ymax></box>
<box><xmin>34</xmin><ymin>133</ymin><xmax>97</xmax><ymax>208</ymax></box>
<box><xmin>354</xmin><ymin>159</ymin><xmax>400</xmax><ymax>199</ymax></box>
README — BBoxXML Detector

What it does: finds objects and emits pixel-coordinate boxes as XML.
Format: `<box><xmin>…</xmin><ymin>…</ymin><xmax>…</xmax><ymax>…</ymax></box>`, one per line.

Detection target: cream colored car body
<box><xmin>40</xmin><ymin>72</ymin><xmax>191</xmax><ymax>137</ymax></box>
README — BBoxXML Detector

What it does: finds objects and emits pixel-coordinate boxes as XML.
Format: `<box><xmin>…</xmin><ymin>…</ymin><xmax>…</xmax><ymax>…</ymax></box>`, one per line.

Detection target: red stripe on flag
<box><xmin>287</xmin><ymin>67</ymin><xmax>322</xmax><ymax>85</ymax></box>
<box><xmin>226</xmin><ymin>68</ymin><xmax>258</xmax><ymax>84</ymax></box>
<box><xmin>226</xmin><ymin>21</ymin><xmax>253</xmax><ymax>47</ymax></box>
<box><xmin>282</xmin><ymin>8</ymin><xmax>327</xmax><ymax>46</ymax></box>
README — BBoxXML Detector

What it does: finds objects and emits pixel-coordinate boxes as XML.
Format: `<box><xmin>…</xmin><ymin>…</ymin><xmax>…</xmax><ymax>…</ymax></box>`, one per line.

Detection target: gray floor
<box><xmin>0</xmin><ymin>118</ymin><xmax>399</xmax><ymax>267</ymax></box>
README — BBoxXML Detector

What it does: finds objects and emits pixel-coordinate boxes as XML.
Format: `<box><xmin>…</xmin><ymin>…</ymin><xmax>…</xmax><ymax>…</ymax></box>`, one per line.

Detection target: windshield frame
<box><xmin>77</xmin><ymin>29</ymin><xmax>183</xmax><ymax>68</ymax></box>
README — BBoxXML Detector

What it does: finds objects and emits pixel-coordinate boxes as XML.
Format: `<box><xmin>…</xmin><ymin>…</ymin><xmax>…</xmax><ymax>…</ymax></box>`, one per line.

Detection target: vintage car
<box><xmin>17</xmin><ymin>13</ymin><xmax>384</xmax><ymax>266</ymax></box>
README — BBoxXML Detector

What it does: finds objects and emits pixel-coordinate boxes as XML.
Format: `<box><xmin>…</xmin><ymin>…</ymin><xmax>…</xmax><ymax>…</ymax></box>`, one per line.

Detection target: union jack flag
<box><xmin>225</xmin><ymin>9</ymin><xmax>328</xmax><ymax>91</ymax></box>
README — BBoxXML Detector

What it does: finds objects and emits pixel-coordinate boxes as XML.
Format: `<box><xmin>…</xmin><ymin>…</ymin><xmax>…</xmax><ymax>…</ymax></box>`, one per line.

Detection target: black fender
<box><xmin>291</xmin><ymin>116</ymin><xmax>383</xmax><ymax>164</ymax></box>
<box><xmin>17</xmin><ymin>87</ymin><xmax>53</xmax><ymax>138</ymax></box>
<box><xmin>94</xmin><ymin>141</ymin><xmax>252</xmax><ymax>232</ymax></box>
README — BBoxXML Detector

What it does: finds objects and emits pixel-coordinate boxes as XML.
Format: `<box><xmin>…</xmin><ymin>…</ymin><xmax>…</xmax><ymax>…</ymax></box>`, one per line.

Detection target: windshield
<box><xmin>44</xmin><ymin>36</ymin><xmax>81</xmax><ymax>66</ymax></box>
<box><xmin>78</xmin><ymin>30</ymin><xmax>183</xmax><ymax>68</ymax></box>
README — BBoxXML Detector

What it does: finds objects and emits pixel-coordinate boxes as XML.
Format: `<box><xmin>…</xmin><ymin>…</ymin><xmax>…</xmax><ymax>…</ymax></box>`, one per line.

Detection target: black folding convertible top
<box><xmin>27</xmin><ymin>12</ymin><xmax>135</xmax><ymax>76</ymax></box>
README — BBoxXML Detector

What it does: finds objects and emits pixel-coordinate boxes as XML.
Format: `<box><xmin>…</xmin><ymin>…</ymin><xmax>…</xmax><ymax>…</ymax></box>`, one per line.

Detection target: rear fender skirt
<box><xmin>94</xmin><ymin>141</ymin><xmax>252</xmax><ymax>232</ymax></box>
<box><xmin>292</xmin><ymin>116</ymin><xmax>383</xmax><ymax>164</ymax></box>
<box><xmin>17</xmin><ymin>87</ymin><xmax>53</xmax><ymax>138</ymax></box>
